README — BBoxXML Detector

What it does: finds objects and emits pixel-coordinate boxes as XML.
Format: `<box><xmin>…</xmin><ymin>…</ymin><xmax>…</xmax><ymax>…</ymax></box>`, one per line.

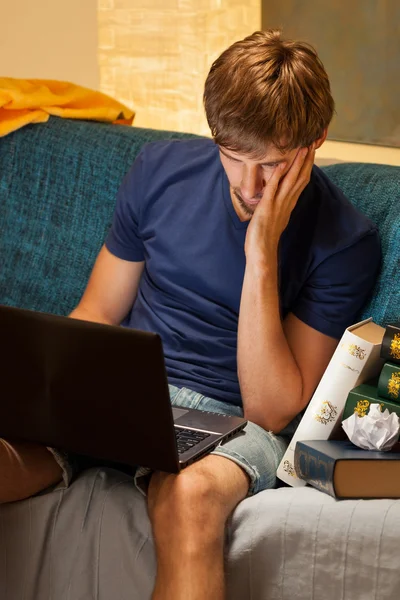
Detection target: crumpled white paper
<box><xmin>342</xmin><ymin>403</ymin><xmax>400</xmax><ymax>451</ymax></box>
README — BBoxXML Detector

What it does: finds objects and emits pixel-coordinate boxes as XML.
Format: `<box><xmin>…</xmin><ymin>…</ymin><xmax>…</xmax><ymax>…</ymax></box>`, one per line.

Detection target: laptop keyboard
<box><xmin>174</xmin><ymin>427</ymin><xmax>210</xmax><ymax>454</ymax></box>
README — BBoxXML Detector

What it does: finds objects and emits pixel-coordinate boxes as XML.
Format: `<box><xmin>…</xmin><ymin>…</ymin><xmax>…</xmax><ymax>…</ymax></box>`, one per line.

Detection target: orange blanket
<box><xmin>0</xmin><ymin>78</ymin><xmax>135</xmax><ymax>137</ymax></box>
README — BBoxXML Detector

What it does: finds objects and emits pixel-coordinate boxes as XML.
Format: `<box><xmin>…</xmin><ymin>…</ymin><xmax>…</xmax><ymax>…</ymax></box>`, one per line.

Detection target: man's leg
<box><xmin>147</xmin><ymin>454</ymin><xmax>249</xmax><ymax>600</ymax></box>
<box><xmin>0</xmin><ymin>439</ymin><xmax>63</xmax><ymax>503</ymax></box>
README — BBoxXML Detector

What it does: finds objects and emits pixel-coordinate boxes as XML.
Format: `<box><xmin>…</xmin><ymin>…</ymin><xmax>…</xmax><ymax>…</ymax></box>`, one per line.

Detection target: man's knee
<box><xmin>149</xmin><ymin>462</ymin><xmax>215</xmax><ymax>520</ymax></box>
<box><xmin>148</xmin><ymin>455</ymin><xmax>248</xmax><ymax>532</ymax></box>
<box><xmin>147</xmin><ymin>462</ymin><xmax>229</xmax><ymax>555</ymax></box>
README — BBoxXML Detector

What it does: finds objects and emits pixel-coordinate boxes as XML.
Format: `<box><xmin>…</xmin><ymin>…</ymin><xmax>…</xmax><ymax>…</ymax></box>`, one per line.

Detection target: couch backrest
<box><xmin>323</xmin><ymin>163</ymin><xmax>399</xmax><ymax>325</ymax></box>
<box><xmin>1</xmin><ymin>117</ymin><xmax>197</xmax><ymax>315</ymax></box>
<box><xmin>1</xmin><ymin>117</ymin><xmax>399</xmax><ymax>326</ymax></box>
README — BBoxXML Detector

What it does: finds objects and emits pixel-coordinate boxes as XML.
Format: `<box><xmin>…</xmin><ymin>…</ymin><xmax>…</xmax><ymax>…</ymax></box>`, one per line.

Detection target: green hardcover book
<box><xmin>342</xmin><ymin>381</ymin><xmax>400</xmax><ymax>421</ymax></box>
<box><xmin>380</xmin><ymin>324</ymin><xmax>400</xmax><ymax>365</ymax></box>
<box><xmin>378</xmin><ymin>362</ymin><xmax>400</xmax><ymax>402</ymax></box>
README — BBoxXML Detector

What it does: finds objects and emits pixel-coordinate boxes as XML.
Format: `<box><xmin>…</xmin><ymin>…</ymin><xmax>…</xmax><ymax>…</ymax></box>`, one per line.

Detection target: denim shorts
<box><xmin>135</xmin><ymin>385</ymin><xmax>297</xmax><ymax>497</ymax></box>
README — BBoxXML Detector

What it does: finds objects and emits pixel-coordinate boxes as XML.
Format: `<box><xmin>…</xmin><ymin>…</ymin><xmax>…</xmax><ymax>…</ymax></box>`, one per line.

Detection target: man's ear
<box><xmin>314</xmin><ymin>128</ymin><xmax>328</xmax><ymax>150</ymax></box>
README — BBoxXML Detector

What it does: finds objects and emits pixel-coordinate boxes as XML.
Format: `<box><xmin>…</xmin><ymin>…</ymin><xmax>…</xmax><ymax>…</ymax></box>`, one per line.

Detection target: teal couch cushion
<box><xmin>322</xmin><ymin>163</ymin><xmax>399</xmax><ymax>326</ymax></box>
<box><xmin>0</xmin><ymin>117</ymin><xmax>199</xmax><ymax>315</ymax></box>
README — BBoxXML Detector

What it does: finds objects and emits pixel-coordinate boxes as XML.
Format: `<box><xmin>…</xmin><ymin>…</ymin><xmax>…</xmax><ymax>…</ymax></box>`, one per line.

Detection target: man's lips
<box><xmin>234</xmin><ymin>190</ymin><xmax>261</xmax><ymax>203</ymax></box>
<box><xmin>243</xmin><ymin>198</ymin><xmax>261</xmax><ymax>205</ymax></box>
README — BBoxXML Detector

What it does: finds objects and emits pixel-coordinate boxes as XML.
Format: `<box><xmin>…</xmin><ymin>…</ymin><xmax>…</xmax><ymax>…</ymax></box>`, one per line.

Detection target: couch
<box><xmin>1</xmin><ymin>117</ymin><xmax>400</xmax><ymax>599</ymax></box>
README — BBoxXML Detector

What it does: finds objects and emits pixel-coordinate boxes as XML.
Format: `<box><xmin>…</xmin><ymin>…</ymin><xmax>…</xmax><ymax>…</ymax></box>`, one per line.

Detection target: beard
<box><xmin>232</xmin><ymin>188</ymin><xmax>262</xmax><ymax>218</ymax></box>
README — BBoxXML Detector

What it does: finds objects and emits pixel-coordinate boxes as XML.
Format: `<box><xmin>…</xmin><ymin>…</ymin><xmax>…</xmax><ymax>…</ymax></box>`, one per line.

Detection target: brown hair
<box><xmin>203</xmin><ymin>29</ymin><xmax>334</xmax><ymax>156</ymax></box>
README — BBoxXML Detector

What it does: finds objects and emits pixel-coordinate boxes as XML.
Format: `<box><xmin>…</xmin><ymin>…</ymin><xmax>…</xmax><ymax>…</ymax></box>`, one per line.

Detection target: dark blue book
<box><xmin>294</xmin><ymin>440</ymin><xmax>400</xmax><ymax>499</ymax></box>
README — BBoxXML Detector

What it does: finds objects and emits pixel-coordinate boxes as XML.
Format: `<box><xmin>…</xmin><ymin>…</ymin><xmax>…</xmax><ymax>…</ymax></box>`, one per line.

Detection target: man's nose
<box><xmin>240</xmin><ymin>166</ymin><xmax>264</xmax><ymax>200</ymax></box>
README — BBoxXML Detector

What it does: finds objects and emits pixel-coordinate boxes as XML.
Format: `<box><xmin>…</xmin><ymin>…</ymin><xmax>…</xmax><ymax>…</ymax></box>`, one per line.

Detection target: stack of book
<box><xmin>342</xmin><ymin>324</ymin><xmax>400</xmax><ymax>421</ymax></box>
<box><xmin>276</xmin><ymin>318</ymin><xmax>386</xmax><ymax>487</ymax></box>
<box><xmin>276</xmin><ymin>321</ymin><xmax>400</xmax><ymax>499</ymax></box>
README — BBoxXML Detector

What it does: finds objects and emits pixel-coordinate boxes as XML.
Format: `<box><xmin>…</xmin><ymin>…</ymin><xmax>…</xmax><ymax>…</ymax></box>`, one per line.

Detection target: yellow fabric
<box><xmin>0</xmin><ymin>78</ymin><xmax>135</xmax><ymax>137</ymax></box>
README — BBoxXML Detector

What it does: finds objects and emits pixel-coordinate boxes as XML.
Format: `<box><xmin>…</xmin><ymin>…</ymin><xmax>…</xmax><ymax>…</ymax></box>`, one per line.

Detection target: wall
<box><xmin>317</xmin><ymin>140</ymin><xmax>400</xmax><ymax>167</ymax></box>
<box><xmin>0</xmin><ymin>0</ymin><xmax>99</xmax><ymax>89</ymax></box>
<box><xmin>98</xmin><ymin>1</ymin><xmax>399</xmax><ymax>165</ymax></box>
<box><xmin>98</xmin><ymin>0</ymin><xmax>260</xmax><ymax>134</ymax></box>
<box><xmin>262</xmin><ymin>0</ymin><xmax>400</xmax><ymax>148</ymax></box>
<box><xmin>1</xmin><ymin>2</ymin><xmax>398</xmax><ymax>166</ymax></box>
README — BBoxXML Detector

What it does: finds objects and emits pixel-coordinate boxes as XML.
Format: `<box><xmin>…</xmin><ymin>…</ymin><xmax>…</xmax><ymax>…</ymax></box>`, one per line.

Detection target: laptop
<box><xmin>0</xmin><ymin>304</ymin><xmax>247</xmax><ymax>473</ymax></box>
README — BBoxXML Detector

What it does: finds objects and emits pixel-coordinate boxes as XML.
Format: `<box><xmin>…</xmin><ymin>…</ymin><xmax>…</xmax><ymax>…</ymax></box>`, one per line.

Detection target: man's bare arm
<box><xmin>0</xmin><ymin>439</ymin><xmax>63</xmax><ymax>503</ymax></box>
<box><xmin>238</xmin><ymin>143</ymin><xmax>337</xmax><ymax>433</ymax></box>
<box><xmin>70</xmin><ymin>245</ymin><xmax>145</xmax><ymax>325</ymax></box>
<box><xmin>238</xmin><ymin>261</ymin><xmax>337</xmax><ymax>432</ymax></box>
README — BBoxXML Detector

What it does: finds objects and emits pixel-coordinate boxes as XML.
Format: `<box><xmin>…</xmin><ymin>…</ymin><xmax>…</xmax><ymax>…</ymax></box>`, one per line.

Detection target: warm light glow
<box><xmin>98</xmin><ymin>0</ymin><xmax>261</xmax><ymax>135</ymax></box>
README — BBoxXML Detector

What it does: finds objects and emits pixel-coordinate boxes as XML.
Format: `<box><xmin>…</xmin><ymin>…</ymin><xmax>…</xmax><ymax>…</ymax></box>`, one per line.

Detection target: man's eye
<box><xmin>262</xmin><ymin>163</ymin><xmax>278</xmax><ymax>169</ymax></box>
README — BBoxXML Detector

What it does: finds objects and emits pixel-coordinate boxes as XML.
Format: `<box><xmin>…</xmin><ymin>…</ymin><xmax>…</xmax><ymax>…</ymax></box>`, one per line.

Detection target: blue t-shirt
<box><xmin>106</xmin><ymin>138</ymin><xmax>381</xmax><ymax>406</ymax></box>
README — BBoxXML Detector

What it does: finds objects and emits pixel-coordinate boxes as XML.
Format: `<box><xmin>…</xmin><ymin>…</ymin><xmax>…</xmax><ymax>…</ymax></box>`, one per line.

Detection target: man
<box><xmin>2</xmin><ymin>29</ymin><xmax>380</xmax><ymax>599</ymax></box>
<box><xmin>67</xmin><ymin>29</ymin><xmax>380</xmax><ymax>598</ymax></box>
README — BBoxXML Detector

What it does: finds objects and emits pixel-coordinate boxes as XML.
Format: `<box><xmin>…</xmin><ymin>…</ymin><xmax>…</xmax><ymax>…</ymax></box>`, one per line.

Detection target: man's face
<box><xmin>219</xmin><ymin>145</ymin><xmax>300</xmax><ymax>221</ymax></box>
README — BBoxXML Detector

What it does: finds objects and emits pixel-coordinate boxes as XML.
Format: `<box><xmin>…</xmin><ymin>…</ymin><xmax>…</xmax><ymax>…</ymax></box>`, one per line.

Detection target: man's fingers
<box><xmin>279</xmin><ymin>144</ymin><xmax>314</xmax><ymax>199</ymax></box>
<box><xmin>260</xmin><ymin>142</ymin><xmax>315</xmax><ymax>209</ymax></box>
<box><xmin>262</xmin><ymin>162</ymin><xmax>285</xmax><ymax>200</ymax></box>
<box><xmin>280</xmin><ymin>147</ymin><xmax>308</xmax><ymax>191</ymax></box>
<box><xmin>300</xmin><ymin>143</ymin><xmax>316</xmax><ymax>176</ymax></box>
<box><xmin>295</xmin><ymin>144</ymin><xmax>315</xmax><ymax>190</ymax></box>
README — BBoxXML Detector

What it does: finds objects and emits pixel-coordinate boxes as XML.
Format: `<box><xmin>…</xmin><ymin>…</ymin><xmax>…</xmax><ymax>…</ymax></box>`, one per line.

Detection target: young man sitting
<box><xmin>2</xmin><ymin>29</ymin><xmax>380</xmax><ymax>600</ymax></box>
<box><xmin>69</xmin><ymin>29</ymin><xmax>380</xmax><ymax>599</ymax></box>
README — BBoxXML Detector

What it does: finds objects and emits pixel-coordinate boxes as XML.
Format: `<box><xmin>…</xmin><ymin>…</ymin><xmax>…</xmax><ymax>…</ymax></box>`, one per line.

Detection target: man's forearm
<box><xmin>237</xmin><ymin>257</ymin><xmax>303</xmax><ymax>433</ymax></box>
<box><xmin>69</xmin><ymin>306</ymin><xmax>114</xmax><ymax>325</ymax></box>
<box><xmin>0</xmin><ymin>439</ymin><xmax>62</xmax><ymax>503</ymax></box>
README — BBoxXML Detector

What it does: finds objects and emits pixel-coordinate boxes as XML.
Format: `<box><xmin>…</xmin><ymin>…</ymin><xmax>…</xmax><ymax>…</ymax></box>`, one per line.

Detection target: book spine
<box><xmin>294</xmin><ymin>441</ymin><xmax>336</xmax><ymax>498</ymax></box>
<box><xmin>277</xmin><ymin>322</ymin><xmax>382</xmax><ymax>487</ymax></box>
<box><xmin>377</xmin><ymin>363</ymin><xmax>400</xmax><ymax>402</ymax></box>
<box><xmin>381</xmin><ymin>325</ymin><xmax>400</xmax><ymax>365</ymax></box>
<box><xmin>342</xmin><ymin>391</ymin><xmax>400</xmax><ymax>421</ymax></box>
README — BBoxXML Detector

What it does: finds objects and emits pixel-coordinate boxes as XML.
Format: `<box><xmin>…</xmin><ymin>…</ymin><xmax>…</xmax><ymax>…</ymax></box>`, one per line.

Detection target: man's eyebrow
<box><xmin>218</xmin><ymin>147</ymin><xmax>286</xmax><ymax>166</ymax></box>
<box><xmin>260</xmin><ymin>159</ymin><xmax>287</xmax><ymax>166</ymax></box>
<box><xmin>219</xmin><ymin>147</ymin><xmax>240</xmax><ymax>161</ymax></box>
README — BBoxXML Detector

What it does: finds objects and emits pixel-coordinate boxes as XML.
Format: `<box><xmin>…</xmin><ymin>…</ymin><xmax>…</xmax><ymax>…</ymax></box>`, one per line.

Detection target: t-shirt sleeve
<box><xmin>292</xmin><ymin>228</ymin><xmax>381</xmax><ymax>339</ymax></box>
<box><xmin>105</xmin><ymin>152</ymin><xmax>145</xmax><ymax>261</ymax></box>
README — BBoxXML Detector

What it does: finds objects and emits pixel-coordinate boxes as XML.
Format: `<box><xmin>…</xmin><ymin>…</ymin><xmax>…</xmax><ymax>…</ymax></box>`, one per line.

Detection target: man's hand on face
<box><xmin>244</xmin><ymin>144</ymin><xmax>316</xmax><ymax>265</ymax></box>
